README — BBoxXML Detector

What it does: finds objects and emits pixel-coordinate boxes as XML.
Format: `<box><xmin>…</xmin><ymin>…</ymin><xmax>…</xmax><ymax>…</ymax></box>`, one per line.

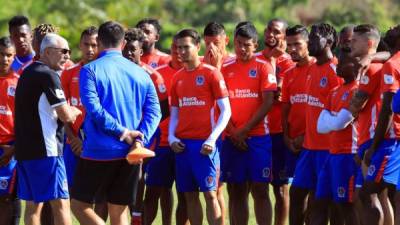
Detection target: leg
<box><xmin>131</xmin><ymin>165</ymin><xmax>145</xmax><ymax>224</ymax></box>
<box><xmin>185</xmin><ymin>192</ymin><xmax>203</xmax><ymax>225</ymax></box>
<box><xmin>71</xmin><ymin>199</ymin><xmax>106</xmax><ymax>225</ymax></box>
<box><xmin>143</xmin><ymin>186</ymin><xmax>161</xmax><ymax>225</ymax></box>
<box><xmin>309</xmin><ymin>198</ymin><xmax>329</xmax><ymax>225</ymax></box>
<box><xmin>217</xmin><ymin>184</ymin><xmax>226</xmax><ymax>225</ymax></box>
<box><xmin>339</xmin><ymin>202</ymin><xmax>360</xmax><ymax>225</ymax></box>
<box><xmin>49</xmin><ymin>198</ymin><xmax>73</xmax><ymax>225</ymax></box>
<box><xmin>40</xmin><ymin>201</ymin><xmax>54</xmax><ymax>225</ymax></box>
<box><xmin>176</xmin><ymin>192</ymin><xmax>189</xmax><ymax>225</ymax></box>
<box><xmin>289</xmin><ymin>186</ymin><xmax>310</xmax><ymax>225</ymax></box>
<box><xmin>108</xmin><ymin>203</ymin><xmax>130</xmax><ymax>225</ymax></box>
<box><xmin>359</xmin><ymin>185</ymin><xmax>384</xmax><ymax>225</ymax></box>
<box><xmin>394</xmin><ymin>191</ymin><xmax>400</xmax><ymax>225</ymax></box>
<box><xmin>0</xmin><ymin>198</ymin><xmax>14</xmax><ymax>225</ymax></box>
<box><xmin>24</xmin><ymin>201</ymin><xmax>43</xmax><ymax>225</ymax></box>
<box><xmin>379</xmin><ymin>188</ymin><xmax>394</xmax><ymax>225</ymax></box>
<box><xmin>160</xmin><ymin>188</ymin><xmax>173</xmax><ymax>225</ymax></box>
<box><xmin>228</xmin><ymin>183</ymin><xmax>249</xmax><ymax>225</ymax></box>
<box><xmin>272</xmin><ymin>184</ymin><xmax>289</xmax><ymax>225</ymax></box>
<box><xmin>94</xmin><ymin>201</ymin><xmax>109</xmax><ymax>222</ymax></box>
<box><xmin>11</xmin><ymin>199</ymin><xmax>21</xmax><ymax>225</ymax></box>
<box><xmin>251</xmin><ymin>182</ymin><xmax>272</xmax><ymax>225</ymax></box>
<box><xmin>204</xmin><ymin>191</ymin><xmax>222</xmax><ymax>225</ymax></box>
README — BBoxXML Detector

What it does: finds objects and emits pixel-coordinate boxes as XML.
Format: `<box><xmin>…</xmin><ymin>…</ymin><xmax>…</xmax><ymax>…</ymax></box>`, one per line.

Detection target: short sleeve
<box><xmin>150</xmin><ymin>71</ymin><xmax>168</xmax><ymax>101</ymax></box>
<box><xmin>281</xmin><ymin>69</ymin><xmax>292</xmax><ymax>103</ymax></box>
<box><xmin>259</xmin><ymin>62</ymin><xmax>277</xmax><ymax>92</ymax></box>
<box><xmin>170</xmin><ymin>75</ymin><xmax>179</xmax><ymax>107</ymax></box>
<box><xmin>381</xmin><ymin>61</ymin><xmax>400</xmax><ymax>93</ymax></box>
<box><xmin>41</xmin><ymin>71</ymin><xmax>67</xmax><ymax>107</ymax></box>
<box><xmin>359</xmin><ymin>69</ymin><xmax>380</xmax><ymax>96</ymax></box>
<box><xmin>210</xmin><ymin>70</ymin><xmax>229</xmax><ymax>99</ymax></box>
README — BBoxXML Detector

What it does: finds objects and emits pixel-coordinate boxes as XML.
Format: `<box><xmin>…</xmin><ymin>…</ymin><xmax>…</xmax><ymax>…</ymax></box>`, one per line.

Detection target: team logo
<box><xmin>342</xmin><ymin>91</ymin><xmax>349</xmax><ymax>101</ymax></box>
<box><xmin>320</xmin><ymin>76</ymin><xmax>328</xmax><ymax>87</ymax></box>
<box><xmin>7</xmin><ymin>86</ymin><xmax>16</xmax><ymax>97</ymax></box>
<box><xmin>196</xmin><ymin>75</ymin><xmax>205</xmax><ymax>86</ymax></box>
<box><xmin>249</xmin><ymin>69</ymin><xmax>257</xmax><ymax>78</ymax></box>
<box><xmin>0</xmin><ymin>179</ymin><xmax>8</xmax><ymax>190</ymax></box>
<box><xmin>368</xmin><ymin>165</ymin><xmax>376</xmax><ymax>176</ymax></box>
<box><xmin>150</xmin><ymin>62</ymin><xmax>158</xmax><ymax>69</ymax></box>
<box><xmin>337</xmin><ymin>187</ymin><xmax>346</xmax><ymax>198</ymax></box>
<box><xmin>384</xmin><ymin>74</ymin><xmax>394</xmax><ymax>84</ymax></box>
<box><xmin>158</xmin><ymin>84</ymin><xmax>167</xmax><ymax>93</ymax></box>
<box><xmin>205</xmin><ymin>176</ymin><xmax>215</xmax><ymax>187</ymax></box>
<box><xmin>268</xmin><ymin>74</ymin><xmax>277</xmax><ymax>84</ymax></box>
<box><xmin>55</xmin><ymin>89</ymin><xmax>65</xmax><ymax>99</ymax></box>
<box><xmin>360</xmin><ymin>75</ymin><xmax>369</xmax><ymax>85</ymax></box>
<box><xmin>262</xmin><ymin>167</ymin><xmax>271</xmax><ymax>178</ymax></box>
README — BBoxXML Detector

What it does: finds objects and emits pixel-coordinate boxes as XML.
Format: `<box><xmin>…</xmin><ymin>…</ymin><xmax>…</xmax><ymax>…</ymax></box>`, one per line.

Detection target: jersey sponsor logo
<box><xmin>320</xmin><ymin>76</ymin><xmax>328</xmax><ymax>87</ymax></box>
<box><xmin>307</xmin><ymin>95</ymin><xmax>324</xmax><ymax>108</ymax></box>
<box><xmin>360</xmin><ymin>75</ymin><xmax>369</xmax><ymax>85</ymax></box>
<box><xmin>249</xmin><ymin>69</ymin><xmax>257</xmax><ymax>78</ymax></box>
<box><xmin>196</xmin><ymin>75</ymin><xmax>205</xmax><ymax>86</ymax></box>
<box><xmin>337</xmin><ymin>187</ymin><xmax>346</xmax><ymax>198</ymax></box>
<box><xmin>0</xmin><ymin>179</ymin><xmax>8</xmax><ymax>190</ymax></box>
<box><xmin>7</xmin><ymin>86</ymin><xmax>16</xmax><ymax>97</ymax></box>
<box><xmin>290</xmin><ymin>94</ymin><xmax>308</xmax><ymax>104</ymax></box>
<box><xmin>158</xmin><ymin>84</ymin><xmax>167</xmax><ymax>93</ymax></box>
<box><xmin>268</xmin><ymin>74</ymin><xmax>277</xmax><ymax>84</ymax></box>
<box><xmin>0</xmin><ymin>106</ymin><xmax>12</xmax><ymax>115</ymax></box>
<box><xmin>229</xmin><ymin>89</ymin><xmax>259</xmax><ymax>98</ymax></box>
<box><xmin>55</xmin><ymin>89</ymin><xmax>66</xmax><ymax>99</ymax></box>
<box><xmin>262</xmin><ymin>167</ymin><xmax>271</xmax><ymax>178</ymax></box>
<box><xmin>179</xmin><ymin>97</ymin><xmax>206</xmax><ymax>107</ymax></box>
<box><xmin>205</xmin><ymin>175</ymin><xmax>215</xmax><ymax>188</ymax></box>
<box><xmin>341</xmin><ymin>91</ymin><xmax>349</xmax><ymax>101</ymax></box>
<box><xmin>367</xmin><ymin>165</ymin><xmax>376</xmax><ymax>176</ymax></box>
<box><xmin>384</xmin><ymin>74</ymin><xmax>394</xmax><ymax>84</ymax></box>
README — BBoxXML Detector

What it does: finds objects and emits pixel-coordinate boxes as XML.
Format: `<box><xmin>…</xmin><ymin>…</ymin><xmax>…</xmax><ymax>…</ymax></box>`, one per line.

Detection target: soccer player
<box><xmin>8</xmin><ymin>15</ymin><xmax>34</xmax><ymax>73</ymax></box>
<box><xmin>314</xmin><ymin>55</ymin><xmax>361</xmax><ymax>225</ymax></box>
<box><xmin>354</xmin><ymin>25</ymin><xmax>400</xmax><ymax>225</ymax></box>
<box><xmin>0</xmin><ymin>37</ymin><xmax>20</xmax><ymax>225</ymax></box>
<box><xmin>337</xmin><ymin>25</ymin><xmax>355</xmax><ymax>58</ymax></box>
<box><xmin>256</xmin><ymin>18</ymin><xmax>295</xmax><ymax>225</ymax></box>
<box><xmin>221</xmin><ymin>22</ymin><xmax>277</xmax><ymax>225</ymax></box>
<box><xmin>15</xmin><ymin>33</ymin><xmax>81</xmax><ymax>225</ymax></box>
<box><xmin>136</xmin><ymin>18</ymin><xmax>170</xmax><ymax>69</ymax></box>
<box><xmin>169</xmin><ymin>28</ymin><xmax>231</xmax><ymax>225</ymax></box>
<box><xmin>289</xmin><ymin>23</ymin><xmax>342</xmax><ymax>225</ymax></box>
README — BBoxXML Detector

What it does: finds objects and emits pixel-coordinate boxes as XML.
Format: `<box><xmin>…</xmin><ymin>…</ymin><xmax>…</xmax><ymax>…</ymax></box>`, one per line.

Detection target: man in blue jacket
<box><xmin>71</xmin><ymin>21</ymin><xmax>161</xmax><ymax>225</ymax></box>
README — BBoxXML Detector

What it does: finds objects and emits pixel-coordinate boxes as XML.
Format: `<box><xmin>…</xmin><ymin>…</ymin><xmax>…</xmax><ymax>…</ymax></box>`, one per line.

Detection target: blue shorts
<box><xmin>271</xmin><ymin>133</ymin><xmax>298</xmax><ymax>185</ymax></box>
<box><xmin>365</xmin><ymin>139</ymin><xmax>400</xmax><ymax>185</ymax></box>
<box><xmin>292</xmin><ymin>149</ymin><xmax>329</xmax><ymax>190</ymax></box>
<box><xmin>145</xmin><ymin>146</ymin><xmax>175</xmax><ymax>188</ymax></box>
<box><xmin>175</xmin><ymin>139</ymin><xmax>220</xmax><ymax>192</ymax></box>
<box><xmin>17</xmin><ymin>156</ymin><xmax>69</xmax><ymax>203</ymax></box>
<box><xmin>63</xmin><ymin>142</ymin><xmax>78</xmax><ymax>188</ymax></box>
<box><xmin>0</xmin><ymin>142</ymin><xmax>17</xmax><ymax>196</ymax></box>
<box><xmin>355</xmin><ymin>140</ymin><xmax>372</xmax><ymax>188</ymax></box>
<box><xmin>316</xmin><ymin>154</ymin><xmax>357</xmax><ymax>203</ymax></box>
<box><xmin>221</xmin><ymin>135</ymin><xmax>272</xmax><ymax>184</ymax></box>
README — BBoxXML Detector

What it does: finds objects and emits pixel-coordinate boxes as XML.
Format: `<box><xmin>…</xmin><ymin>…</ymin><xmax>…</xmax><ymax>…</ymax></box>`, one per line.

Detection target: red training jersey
<box><xmin>140</xmin><ymin>62</ymin><xmax>168</xmax><ymax>101</ymax></box>
<box><xmin>326</xmin><ymin>81</ymin><xmax>358</xmax><ymax>154</ymax></box>
<box><xmin>281</xmin><ymin>58</ymin><xmax>316</xmax><ymax>138</ymax></box>
<box><xmin>170</xmin><ymin>62</ymin><xmax>229</xmax><ymax>139</ymax></box>
<box><xmin>380</xmin><ymin>52</ymin><xmax>400</xmax><ymax>139</ymax></box>
<box><xmin>303</xmin><ymin>58</ymin><xmax>342</xmax><ymax>150</ymax></box>
<box><xmin>141</xmin><ymin>49</ymin><xmax>171</xmax><ymax>69</ymax></box>
<box><xmin>221</xmin><ymin>57</ymin><xmax>277</xmax><ymax>136</ymax></box>
<box><xmin>256</xmin><ymin>49</ymin><xmax>295</xmax><ymax>133</ymax></box>
<box><xmin>0</xmin><ymin>71</ymin><xmax>19</xmax><ymax>143</ymax></box>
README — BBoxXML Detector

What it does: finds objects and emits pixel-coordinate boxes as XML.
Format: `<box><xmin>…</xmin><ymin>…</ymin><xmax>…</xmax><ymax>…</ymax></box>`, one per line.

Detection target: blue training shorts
<box><xmin>145</xmin><ymin>146</ymin><xmax>175</xmax><ymax>188</ymax></box>
<box><xmin>0</xmin><ymin>142</ymin><xmax>17</xmax><ymax>196</ymax></box>
<box><xmin>271</xmin><ymin>133</ymin><xmax>298</xmax><ymax>185</ymax></box>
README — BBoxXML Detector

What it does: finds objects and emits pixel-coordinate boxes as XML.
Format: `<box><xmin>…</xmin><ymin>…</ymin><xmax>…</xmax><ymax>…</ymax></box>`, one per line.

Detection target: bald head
<box><xmin>40</xmin><ymin>33</ymin><xmax>70</xmax><ymax>71</ymax></box>
<box><xmin>40</xmin><ymin>33</ymin><xmax>69</xmax><ymax>56</ymax></box>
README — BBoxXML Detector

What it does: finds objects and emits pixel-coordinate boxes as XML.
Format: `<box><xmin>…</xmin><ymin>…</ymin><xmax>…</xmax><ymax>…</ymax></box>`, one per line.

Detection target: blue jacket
<box><xmin>79</xmin><ymin>50</ymin><xmax>161</xmax><ymax>160</ymax></box>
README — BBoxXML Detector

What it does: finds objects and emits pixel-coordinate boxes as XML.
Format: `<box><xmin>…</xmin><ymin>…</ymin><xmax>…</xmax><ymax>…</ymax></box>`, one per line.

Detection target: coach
<box><xmin>71</xmin><ymin>21</ymin><xmax>161</xmax><ymax>225</ymax></box>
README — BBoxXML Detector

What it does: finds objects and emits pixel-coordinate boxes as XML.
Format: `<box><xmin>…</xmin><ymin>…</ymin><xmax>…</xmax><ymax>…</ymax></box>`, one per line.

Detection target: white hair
<box><xmin>40</xmin><ymin>33</ymin><xmax>69</xmax><ymax>55</ymax></box>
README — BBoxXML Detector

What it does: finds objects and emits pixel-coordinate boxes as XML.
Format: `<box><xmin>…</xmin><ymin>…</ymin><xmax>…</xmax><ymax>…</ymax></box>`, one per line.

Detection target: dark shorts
<box><xmin>71</xmin><ymin>158</ymin><xmax>140</xmax><ymax>205</ymax></box>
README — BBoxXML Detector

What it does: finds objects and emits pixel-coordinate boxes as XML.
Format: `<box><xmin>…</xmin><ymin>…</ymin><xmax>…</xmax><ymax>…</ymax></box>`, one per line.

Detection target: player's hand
<box><xmin>265</xmin><ymin>39</ymin><xmax>286</xmax><ymax>59</ymax></box>
<box><xmin>362</xmin><ymin>148</ymin><xmax>374</xmax><ymax>167</ymax></box>
<box><xmin>200</xmin><ymin>144</ymin><xmax>213</xmax><ymax>155</ymax></box>
<box><xmin>171</xmin><ymin>141</ymin><xmax>185</xmax><ymax>153</ymax></box>
<box><xmin>120</xmin><ymin>129</ymin><xmax>144</xmax><ymax>145</ymax></box>
<box><xmin>292</xmin><ymin>135</ymin><xmax>304</xmax><ymax>153</ymax></box>
<box><xmin>70</xmin><ymin>136</ymin><xmax>82</xmax><ymax>156</ymax></box>
<box><xmin>231</xmin><ymin>127</ymin><xmax>249</xmax><ymax>151</ymax></box>
<box><xmin>205</xmin><ymin>44</ymin><xmax>223</xmax><ymax>68</ymax></box>
<box><xmin>283</xmin><ymin>135</ymin><xmax>296</xmax><ymax>153</ymax></box>
<box><xmin>0</xmin><ymin>145</ymin><xmax>14</xmax><ymax>167</ymax></box>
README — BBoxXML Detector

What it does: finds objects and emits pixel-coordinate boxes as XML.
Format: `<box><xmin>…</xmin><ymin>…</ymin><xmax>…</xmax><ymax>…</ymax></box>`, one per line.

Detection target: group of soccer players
<box><xmin>2</xmin><ymin>13</ymin><xmax>400</xmax><ymax>225</ymax></box>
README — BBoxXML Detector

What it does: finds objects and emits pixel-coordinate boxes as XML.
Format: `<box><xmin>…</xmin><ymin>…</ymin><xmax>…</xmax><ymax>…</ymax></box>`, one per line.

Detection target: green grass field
<box><xmin>21</xmin><ymin>185</ymin><xmax>279</xmax><ymax>225</ymax></box>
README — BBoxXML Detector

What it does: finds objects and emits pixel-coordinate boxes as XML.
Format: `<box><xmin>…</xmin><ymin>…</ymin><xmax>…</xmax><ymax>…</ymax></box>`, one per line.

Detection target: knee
<box><xmin>203</xmin><ymin>191</ymin><xmax>218</xmax><ymax>202</ymax></box>
<box><xmin>71</xmin><ymin>199</ymin><xmax>88</xmax><ymax>216</ymax></box>
<box><xmin>289</xmin><ymin>187</ymin><xmax>307</xmax><ymax>206</ymax></box>
<box><xmin>251</xmin><ymin>184</ymin><xmax>269</xmax><ymax>200</ymax></box>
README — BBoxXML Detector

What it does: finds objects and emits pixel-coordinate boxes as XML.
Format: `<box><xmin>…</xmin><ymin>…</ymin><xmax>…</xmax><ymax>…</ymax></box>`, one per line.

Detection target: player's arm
<box><xmin>201</xmin><ymin>97</ymin><xmax>231</xmax><ymax>155</ymax></box>
<box><xmin>317</xmin><ymin>108</ymin><xmax>354</xmax><ymax>134</ymax></box>
<box><xmin>348</xmin><ymin>90</ymin><xmax>369</xmax><ymax>117</ymax></box>
<box><xmin>168</xmin><ymin>106</ymin><xmax>185</xmax><ymax>153</ymax></box>
<box><xmin>0</xmin><ymin>144</ymin><xmax>14</xmax><ymax>166</ymax></box>
<box><xmin>282</xmin><ymin>102</ymin><xmax>297</xmax><ymax>152</ymax></box>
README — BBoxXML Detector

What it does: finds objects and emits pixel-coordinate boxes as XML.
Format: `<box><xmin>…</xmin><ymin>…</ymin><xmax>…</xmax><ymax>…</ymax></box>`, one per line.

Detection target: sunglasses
<box><xmin>49</xmin><ymin>47</ymin><xmax>71</xmax><ymax>55</ymax></box>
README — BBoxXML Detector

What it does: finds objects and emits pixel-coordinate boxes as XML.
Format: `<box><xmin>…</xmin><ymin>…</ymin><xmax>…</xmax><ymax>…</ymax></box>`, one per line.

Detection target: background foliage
<box><xmin>1</xmin><ymin>0</ymin><xmax>399</xmax><ymax>60</ymax></box>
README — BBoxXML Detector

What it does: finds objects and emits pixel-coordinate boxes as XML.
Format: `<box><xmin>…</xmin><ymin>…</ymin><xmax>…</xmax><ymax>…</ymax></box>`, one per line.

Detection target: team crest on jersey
<box><xmin>368</xmin><ymin>165</ymin><xmax>376</xmax><ymax>176</ymax></box>
<box><xmin>158</xmin><ymin>84</ymin><xmax>167</xmax><ymax>93</ymax></box>
<box><xmin>0</xmin><ymin>179</ymin><xmax>8</xmax><ymax>190</ymax></box>
<box><xmin>150</xmin><ymin>62</ymin><xmax>158</xmax><ymax>69</ymax></box>
<box><xmin>7</xmin><ymin>86</ymin><xmax>16</xmax><ymax>97</ymax></box>
<box><xmin>320</xmin><ymin>76</ymin><xmax>328</xmax><ymax>87</ymax></box>
<box><xmin>205</xmin><ymin>176</ymin><xmax>215</xmax><ymax>187</ymax></box>
<box><xmin>360</xmin><ymin>75</ymin><xmax>369</xmax><ymax>85</ymax></box>
<box><xmin>337</xmin><ymin>187</ymin><xmax>346</xmax><ymax>198</ymax></box>
<box><xmin>262</xmin><ymin>167</ymin><xmax>271</xmax><ymax>178</ymax></box>
<box><xmin>384</xmin><ymin>74</ymin><xmax>394</xmax><ymax>84</ymax></box>
<box><xmin>249</xmin><ymin>69</ymin><xmax>257</xmax><ymax>78</ymax></box>
<box><xmin>341</xmin><ymin>91</ymin><xmax>349</xmax><ymax>101</ymax></box>
<box><xmin>196</xmin><ymin>75</ymin><xmax>205</xmax><ymax>86</ymax></box>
